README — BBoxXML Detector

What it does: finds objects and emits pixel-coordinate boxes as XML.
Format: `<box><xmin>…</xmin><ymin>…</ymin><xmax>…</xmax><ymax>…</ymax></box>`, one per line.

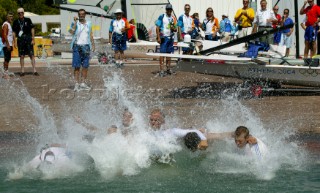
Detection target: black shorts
<box><xmin>17</xmin><ymin>36</ymin><xmax>34</xmax><ymax>57</ymax></box>
<box><xmin>3</xmin><ymin>46</ymin><xmax>12</xmax><ymax>62</ymax></box>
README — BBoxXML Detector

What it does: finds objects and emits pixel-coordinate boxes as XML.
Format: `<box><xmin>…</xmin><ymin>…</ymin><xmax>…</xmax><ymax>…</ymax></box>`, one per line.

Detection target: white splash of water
<box><xmin>203</xmin><ymin>99</ymin><xmax>308</xmax><ymax>180</ymax></box>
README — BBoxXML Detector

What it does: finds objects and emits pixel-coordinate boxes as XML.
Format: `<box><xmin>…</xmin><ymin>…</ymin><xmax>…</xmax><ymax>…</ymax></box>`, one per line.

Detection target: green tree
<box><xmin>0</xmin><ymin>0</ymin><xmax>19</xmax><ymax>25</ymax></box>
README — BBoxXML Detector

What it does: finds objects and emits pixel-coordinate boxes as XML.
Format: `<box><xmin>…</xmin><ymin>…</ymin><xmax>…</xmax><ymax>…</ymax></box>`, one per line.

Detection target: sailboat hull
<box><xmin>176</xmin><ymin>60</ymin><xmax>320</xmax><ymax>87</ymax></box>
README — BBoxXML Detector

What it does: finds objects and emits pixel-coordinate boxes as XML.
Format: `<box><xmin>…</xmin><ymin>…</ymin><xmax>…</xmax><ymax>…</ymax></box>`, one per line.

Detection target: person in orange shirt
<box><xmin>201</xmin><ymin>7</ymin><xmax>219</xmax><ymax>41</ymax></box>
<box><xmin>127</xmin><ymin>19</ymin><xmax>138</xmax><ymax>42</ymax></box>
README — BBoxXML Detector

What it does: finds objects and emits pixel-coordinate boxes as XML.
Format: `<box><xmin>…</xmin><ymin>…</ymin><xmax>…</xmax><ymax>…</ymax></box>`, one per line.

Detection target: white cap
<box><xmin>17</xmin><ymin>8</ymin><xmax>24</xmax><ymax>13</ymax></box>
<box><xmin>222</xmin><ymin>13</ymin><xmax>228</xmax><ymax>17</ymax></box>
<box><xmin>114</xmin><ymin>9</ymin><xmax>123</xmax><ymax>14</ymax></box>
<box><xmin>184</xmin><ymin>34</ymin><xmax>191</xmax><ymax>43</ymax></box>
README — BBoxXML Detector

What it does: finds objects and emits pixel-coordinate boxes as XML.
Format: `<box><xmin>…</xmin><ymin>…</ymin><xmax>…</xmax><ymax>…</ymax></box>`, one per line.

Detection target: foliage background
<box><xmin>0</xmin><ymin>0</ymin><xmax>60</xmax><ymax>35</ymax></box>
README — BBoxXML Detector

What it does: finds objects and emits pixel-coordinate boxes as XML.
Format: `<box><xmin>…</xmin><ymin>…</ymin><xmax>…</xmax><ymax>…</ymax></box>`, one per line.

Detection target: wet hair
<box><xmin>150</xmin><ymin>109</ymin><xmax>165</xmax><ymax>118</ymax></box>
<box><xmin>235</xmin><ymin>126</ymin><xmax>250</xmax><ymax>138</ymax></box>
<box><xmin>184</xmin><ymin>132</ymin><xmax>201</xmax><ymax>151</ymax></box>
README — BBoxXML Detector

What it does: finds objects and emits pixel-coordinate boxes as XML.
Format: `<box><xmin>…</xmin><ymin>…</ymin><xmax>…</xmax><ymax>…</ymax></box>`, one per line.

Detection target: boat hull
<box><xmin>176</xmin><ymin>60</ymin><xmax>320</xmax><ymax>87</ymax></box>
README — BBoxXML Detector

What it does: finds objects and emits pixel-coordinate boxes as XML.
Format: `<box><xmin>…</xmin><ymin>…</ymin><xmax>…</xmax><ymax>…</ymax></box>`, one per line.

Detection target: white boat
<box><xmin>146</xmin><ymin>35</ymin><xmax>320</xmax><ymax>88</ymax></box>
<box><xmin>176</xmin><ymin>57</ymin><xmax>320</xmax><ymax>87</ymax></box>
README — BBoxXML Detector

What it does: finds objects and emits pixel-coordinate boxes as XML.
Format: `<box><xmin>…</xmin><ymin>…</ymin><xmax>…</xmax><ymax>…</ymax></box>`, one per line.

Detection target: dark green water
<box><xmin>1</xmin><ymin>139</ymin><xmax>319</xmax><ymax>193</ymax></box>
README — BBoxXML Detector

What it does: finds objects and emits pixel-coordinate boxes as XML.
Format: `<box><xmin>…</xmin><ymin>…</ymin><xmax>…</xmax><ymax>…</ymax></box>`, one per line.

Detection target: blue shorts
<box><xmin>112</xmin><ymin>33</ymin><xmax>127</xmax><ymax>51</ymax></box>
<box><xmin>72</xmin><ymin>44</ymin><xmax>90</xmax><ymax>68</ymax></box>
<box><xmin>160</xmin><ymin>36</ymin><xmax>174</xmax><ymax>53</ymax></box>
<box><xmin>273</xmin><ymin>31</ymin><xmax>281</xmax><ymax>44</ymax></box>
<box><xmin>304</xmin><ymin>26</ymin><xmax>317</xmax><ymax>42</ymax></box>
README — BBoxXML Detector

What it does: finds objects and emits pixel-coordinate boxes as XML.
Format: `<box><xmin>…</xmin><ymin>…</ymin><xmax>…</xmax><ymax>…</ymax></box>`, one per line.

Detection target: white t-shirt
<box><xmin>112</xmin><ymin>19</ymin><xmax>126</xmax><ymax>34</ymax></box>
<box><xmin>2</xmin><ymin>21</ymin><xmax>13</xmax><ymax>46</ymax></box>
<box><xmin>162</xmin><ymin>14</ymin><xmax>175</xmax><ymax>37</ymax></box>
<box><xmin>244</xmin><ymin>138</ymin><xmax>268</xmax><ymax>159</ymax></box>
<box><xmin>203</xmin><ymin>18</ymin><xmax>217</xmax><ymax>35</ymax></box>
<box><xmin>27</xmin><ymin>147</ymin><xmax>71</xmax><ymax>169</ymax></box>
<box><xmin>254</xmin><ymin>9</ymin><xmax>276</xmax><ymax>27</ymax></box>
<box><xmin>181</xmin><ymin>14</ymin><xmax>193</xmax><ymax>33</ymax></box>
<box><xmin>76</xmin><ymin>22</ymin><xmax>89</xmax><ymax>45</ymax></box>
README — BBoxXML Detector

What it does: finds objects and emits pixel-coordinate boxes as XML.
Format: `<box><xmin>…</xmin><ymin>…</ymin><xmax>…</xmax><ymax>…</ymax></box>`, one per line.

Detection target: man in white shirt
<box><xmin>2</xmin><ymin>12</ymin><xmax>14</xmax><ymax>79</ymax></box>
<box><xmin>253</xmin><ymin>0</ymin><xmax>277</xmax><ymax>44</ymax></box>
<box><xmin>177</xmin><ymin>4</ymin><xmax>194</xmax><ymax>54</ymax></box>
<box><xmin>69</xmin><ymin>9</ymin><xmax>95</xmax><ymax>91</ymax></box>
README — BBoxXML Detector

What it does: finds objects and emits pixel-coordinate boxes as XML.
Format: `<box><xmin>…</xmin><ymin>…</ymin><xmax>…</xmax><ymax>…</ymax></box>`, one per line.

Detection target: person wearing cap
<box><xmin>177</xmin><ymin>4</ymin><xmax>194</xmax><ymax>54</ymax></box>
<box><xmin>1</xmin><ymin>12</ymin><xmax>15</xmax><ymax>79</ymax></box>
<box><xmin>109</xmin><ymin>9</ymin><xmax>130</xmax><ymax>68</ymax></box>
<box><xmin>69</xmin><ymin>9</ymin><xmax>95</xmax><ymax>91</ymax></box>
<box><xmin>201</xmin><ymin>7</ymin><xmax>219</xmax><ymax>41</ymax></box>
<box><xmin>234</xmin><ymin>0</ymin><xmax>255</xmax><ymax>38</ymax></box>
<box><xmin>219</xmin><ymin>13</ymin><xmax>234</xmax><ymax>42</ymax></box>
<box><xmin>252</xmin><ymin>0</ymin><xmax>277</xmax><ymax>44</ymax></box>
<box><xmin>156</xmin><ymin>4</ymin><xmax>177</xmax><ymax>77</ymax></box>
<box><xmin>12</xmin><ymin>8</ymin><xmax>39</xmax><ymax>76</ymax></box>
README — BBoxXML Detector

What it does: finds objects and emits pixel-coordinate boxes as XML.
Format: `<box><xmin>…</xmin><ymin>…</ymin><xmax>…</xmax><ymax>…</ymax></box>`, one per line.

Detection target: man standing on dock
<box><xmin>252</xmin><ymin>0</ymin><xmax>277</xmax><ymax>44</ymax></box>
<box><xmin>156</xmin><ymin>4</ymin><xmax>177</xmax><ymax>77</ymax></box>
<box><xmin>1</xmin><ymin>12</ymin><xmax>14</xmax><ymax>79</ymax></box>
<box><xmin>12</xmin><ymin>8</ymin><xmax>39</xmax><ymax>76</ymax></box>
<box><xmin>69</xmin><ymin>9</ymin><xmax>95</xmax><ymax>91</ymax></box>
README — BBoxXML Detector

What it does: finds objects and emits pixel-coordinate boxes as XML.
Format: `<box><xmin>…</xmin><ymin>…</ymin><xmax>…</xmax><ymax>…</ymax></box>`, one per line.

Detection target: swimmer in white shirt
<box><xmin>206</xmin><ymin>126</ymin><xmax>268</xmax><ymax>158</ymax></box>
<box><xmin>26</xmin><ymin>143</ymin><xmax>71</xmax><ymax>170</ymax></box>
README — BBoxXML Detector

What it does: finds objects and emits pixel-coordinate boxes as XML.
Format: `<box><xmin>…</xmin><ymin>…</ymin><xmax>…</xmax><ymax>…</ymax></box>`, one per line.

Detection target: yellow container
<box><xmin>12</xmin><ymin>37</ymin><xmax>53</xmax><ymax>57</ymax></box>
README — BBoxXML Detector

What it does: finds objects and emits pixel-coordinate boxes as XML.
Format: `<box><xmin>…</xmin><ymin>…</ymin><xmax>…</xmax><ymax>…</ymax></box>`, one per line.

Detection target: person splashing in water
<box><xmin>206</xmin><ymin>126</ymin><xmax>268</xmax><ymax>159</ymax></box>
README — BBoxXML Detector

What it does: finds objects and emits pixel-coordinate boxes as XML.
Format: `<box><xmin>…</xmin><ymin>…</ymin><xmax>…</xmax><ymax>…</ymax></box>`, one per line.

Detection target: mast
<box><xmin>121</xmin><ymin>0</ymin><xmax>127</xmax><ymax>18</ymax></box>
<box><xmin>294</xmin><ymin>0</ymin><xmax>300</xmax><ymax>58</ymax></box>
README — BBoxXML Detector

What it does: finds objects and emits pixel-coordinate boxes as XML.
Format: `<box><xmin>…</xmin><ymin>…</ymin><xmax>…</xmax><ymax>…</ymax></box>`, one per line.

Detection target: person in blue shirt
<box><xmin>156</xmin><ymin>4</ymin><xmax>177</xmax><ymax>77</ymax></box>
<box><xmin>279</xmin><ymin>9</ymin><xmax>294</xmax><ymax>57</ymax></box>
<box><xmin>219</xmin><ymin>13</ymin><xmax>234</xmax><ymax>42</ymax></box>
